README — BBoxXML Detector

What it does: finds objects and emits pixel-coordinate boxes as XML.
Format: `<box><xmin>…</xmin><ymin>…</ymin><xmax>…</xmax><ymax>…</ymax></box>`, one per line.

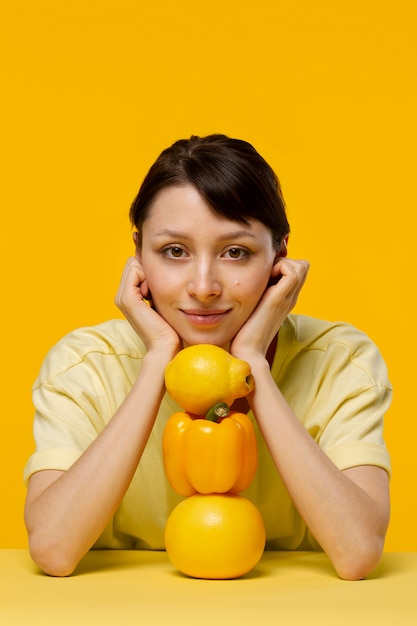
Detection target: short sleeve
<box><xmin>24</xmin><ymin>362</ymin><xmax>107</xmax><ymax>482</ymax></box>
<box><xmin>24</xmin><ymin>322</ymin><xmax>139</xmax><ymax>483</ymax></box>
<box><xmin>277</xmin><ymin>316</ymin><xmax>392</xmax><ymax>477</ymax></box>
<box><xmin>318</xmin><ymin>382</ymin><xmax>392</xmax><ymax>476</ymax></box>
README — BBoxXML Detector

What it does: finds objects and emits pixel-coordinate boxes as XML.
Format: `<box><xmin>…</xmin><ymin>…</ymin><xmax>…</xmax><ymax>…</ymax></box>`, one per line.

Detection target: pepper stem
<box><xmin>205</xmin><ymin>402</ymin><xmax>230</xmax><ymax>422</ymax></box>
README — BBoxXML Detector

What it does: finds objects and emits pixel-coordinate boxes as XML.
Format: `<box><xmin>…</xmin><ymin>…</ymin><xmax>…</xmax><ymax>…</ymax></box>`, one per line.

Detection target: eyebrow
<box><xmin>153</xmin><ymin>229</ymin><xmax>257</xmax><ymax>240</ymax></box>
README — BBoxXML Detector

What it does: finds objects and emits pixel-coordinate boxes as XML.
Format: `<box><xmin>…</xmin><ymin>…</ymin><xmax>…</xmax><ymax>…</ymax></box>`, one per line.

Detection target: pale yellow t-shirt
<box><xmin>24</xmin><ymin>314</ymin><xmax>392</xmax><ymax>551</ymax></box>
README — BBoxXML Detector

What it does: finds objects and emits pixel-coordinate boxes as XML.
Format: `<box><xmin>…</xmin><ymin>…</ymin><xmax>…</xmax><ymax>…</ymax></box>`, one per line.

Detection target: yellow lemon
<box><xmin>164</xmin><ymin>494</ymin><xmax>265</xmax><ymax>579</ymax></box>
<box><xmin>164</xmin><ymin>344</ymin><xmax>254</xmax><ymax>415</ymax></box>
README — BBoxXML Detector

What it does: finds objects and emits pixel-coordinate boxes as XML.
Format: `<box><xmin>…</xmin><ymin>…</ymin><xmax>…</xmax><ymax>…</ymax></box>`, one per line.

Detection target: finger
<box><xmin>279</xmin><ymin>258</ymin><xmax>309</xmax><ymax>276</ymax></box>
<box><xmin>116</xmin><ymin>259</ymin><xmax>139</xmax><ymax>299</ymax></box>
<box><xmin>269</xmin><ymin>259</ymin><xmax>309</xmax><ymax>293</ymax></box>
<box><xmin>271</xmin><ymin>257</ymin><xmax>309</xmax><ymax>280</ymax></box>
<box><xmin>115</xmin><ymin>258</ymin><xmax>147</xmax><ymax>308</ymax></box>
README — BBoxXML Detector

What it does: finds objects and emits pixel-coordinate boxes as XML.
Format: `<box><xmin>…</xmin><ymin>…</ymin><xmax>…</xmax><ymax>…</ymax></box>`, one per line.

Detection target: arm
<box><xmin>24</xmin><ymin>258</ymin><xmax>181</xmax><ymax>577</ymax></box>
<box><xmin>231</xmin><ymin>258</ymin><xmax>390</xmax><ymax>580</ymax></box>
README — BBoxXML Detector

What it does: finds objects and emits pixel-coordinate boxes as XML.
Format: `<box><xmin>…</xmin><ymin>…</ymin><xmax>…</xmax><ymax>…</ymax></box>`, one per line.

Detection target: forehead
<box><xmin>148</xmin><ymin>184</ymin><xmax>212</xmax><ymax>214</ymax></box>
<box><xmin>144</xmin><ymin>184</ymin><xmax>273</xmax><ymax>241</ymax></box>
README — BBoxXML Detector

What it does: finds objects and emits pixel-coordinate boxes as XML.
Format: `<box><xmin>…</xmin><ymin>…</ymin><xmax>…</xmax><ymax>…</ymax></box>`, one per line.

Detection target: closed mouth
<box><xmin>180</xmin><ymin>309</ymin><xmax>231</xmax><ymax>326</ymax></box>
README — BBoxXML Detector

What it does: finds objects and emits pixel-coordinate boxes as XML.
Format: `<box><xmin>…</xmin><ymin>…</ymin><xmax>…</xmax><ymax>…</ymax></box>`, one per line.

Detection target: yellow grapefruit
<box><xmin>164</xmin><ymin>494</ymin><xmax>265</xmax><ymax>579</ymax></box>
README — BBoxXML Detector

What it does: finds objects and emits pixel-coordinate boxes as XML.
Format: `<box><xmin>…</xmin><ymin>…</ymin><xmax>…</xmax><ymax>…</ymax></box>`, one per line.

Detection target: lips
<box><xmin>180</xmin><ymin>308</ymin><xmax>231</xmax><ymax>326</ymax></box>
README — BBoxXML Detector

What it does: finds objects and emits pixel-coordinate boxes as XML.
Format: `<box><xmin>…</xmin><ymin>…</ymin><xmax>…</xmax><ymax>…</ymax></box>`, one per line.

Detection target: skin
<box><xmin>136</xmin><ymin>185</ymin><xmax>282</xmax><ymax>350</ymax></box>
<box><xmin>24</xmin><ymin>184</ymin><xmax>390</xmax><ymax>580</ymax></box>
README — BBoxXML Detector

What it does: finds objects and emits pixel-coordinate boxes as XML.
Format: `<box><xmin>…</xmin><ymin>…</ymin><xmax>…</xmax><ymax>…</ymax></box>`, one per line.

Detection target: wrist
<box><xmin>232</xmin><ymin>346</ymin><xmax>268</xmax><ymax>371</ymax></box>
<box><xmin>143</xmin><ymin>346</ymin><xmax>178</xmax><ymax>371</ymax></box>
<box><xmin>249</xmin><ymin>356</ymin><xmax>271</xmax><ymax>380</ymax></box>
<box><xmin>129</xmin><ymin>349</ymin><xmax>175</xmax><ymax>403</ymax></box>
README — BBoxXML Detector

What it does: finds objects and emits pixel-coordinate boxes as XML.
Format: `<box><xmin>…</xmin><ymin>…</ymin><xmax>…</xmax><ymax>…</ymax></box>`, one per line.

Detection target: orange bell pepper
<box><xmin>162</xmin><ymin>404</ymin><xmax>258</xmax><ymax>496</ymax></box>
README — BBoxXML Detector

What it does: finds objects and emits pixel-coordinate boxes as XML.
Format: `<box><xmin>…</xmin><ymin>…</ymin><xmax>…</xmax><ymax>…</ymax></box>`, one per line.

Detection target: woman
<box><xmin>24</xmin><ymin>135</ymin><xmax>391</xmax><ymax>580</ymax></box>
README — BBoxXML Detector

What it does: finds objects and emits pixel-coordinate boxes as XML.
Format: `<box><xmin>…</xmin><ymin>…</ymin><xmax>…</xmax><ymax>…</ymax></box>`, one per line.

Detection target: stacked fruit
<box><xmin>163</xmin><ymin>344</ymin><xmax>266</xmax><ymax>579</ymax></box>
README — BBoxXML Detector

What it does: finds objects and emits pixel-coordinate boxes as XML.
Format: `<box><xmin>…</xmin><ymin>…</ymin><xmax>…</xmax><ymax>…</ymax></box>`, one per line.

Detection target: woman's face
<box><xmin>138</xmin><ymin>184</ymin><xmax>278</xmax><ymax>349</ymax></box>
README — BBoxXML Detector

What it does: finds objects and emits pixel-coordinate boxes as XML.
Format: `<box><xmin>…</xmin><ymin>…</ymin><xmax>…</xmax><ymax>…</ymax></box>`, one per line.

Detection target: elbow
<box><xmin>28</xmin><ymin>532</ymin><xmax>80</xmax><ymax>577</ymax></box>
<box><xmin>332</xmin><ymin>535</ymin><xmax>386</xmax><ymax>581</ymax></box>
<box><xmin>329</xmin><ymin>499</ymin><xmax>390</xmax><ymax>581</ymax></box>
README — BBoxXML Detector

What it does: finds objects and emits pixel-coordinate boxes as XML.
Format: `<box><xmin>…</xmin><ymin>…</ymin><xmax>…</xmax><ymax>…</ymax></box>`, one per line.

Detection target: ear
<box><xmin>269</xmin><ymin>236</ymin><xmax>289</xmax><ymax>284</ymax></box>
<box><xmin>272</xmin><ymin>235</ymin><xmax>288</xmax><ymax>265</ymax></box>
<box><xmin>133</xmin><ymin>231</ymin><xmax>142</xmax><ymax>261</ymax></box>
<box><xmin>131</xmin><ymin>232</ymin><xmax>151</xmax><ymax>299</ymax></box>
<box><xmin>278</xmin><ymin>236</ymin><xmax>289</xmax><ymax>258</ymax></box>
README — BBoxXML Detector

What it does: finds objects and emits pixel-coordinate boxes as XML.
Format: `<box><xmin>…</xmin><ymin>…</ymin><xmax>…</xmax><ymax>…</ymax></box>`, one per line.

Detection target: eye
<box><xmin>224</xmin><ymin>247</ymin><xmax>249</xmax><ymax>259</ymax></box>
<box><xmin>163</xmin><ymin>245</ymin><xmax>188</xmax><ymax>258</ymax></box>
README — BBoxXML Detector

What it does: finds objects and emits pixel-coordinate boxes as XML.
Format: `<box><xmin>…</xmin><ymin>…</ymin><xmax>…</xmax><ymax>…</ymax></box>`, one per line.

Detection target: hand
<box><xmin>231</xmin><ymin>257</ymin><xmax>309</xmax><ymax>362</ymax></box>
<box><xmin>115</xmin><ymin>257</ymin><xmax>181</xmax><ymax>358</ymax></box>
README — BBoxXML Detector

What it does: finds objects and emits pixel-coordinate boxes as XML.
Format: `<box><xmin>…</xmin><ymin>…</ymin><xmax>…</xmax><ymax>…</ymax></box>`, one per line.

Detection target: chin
<box><xmin>180</xmin><ymin>331</ymin><xmax>232</xmax><ymax>350</ymax></box>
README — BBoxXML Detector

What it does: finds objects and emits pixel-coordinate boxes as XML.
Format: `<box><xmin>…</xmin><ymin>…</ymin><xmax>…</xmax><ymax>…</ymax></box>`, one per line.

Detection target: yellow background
<box><xmin>1</xmin><ymin>1</ymin><xmax>416</xmax><ymax>549</ymax></box>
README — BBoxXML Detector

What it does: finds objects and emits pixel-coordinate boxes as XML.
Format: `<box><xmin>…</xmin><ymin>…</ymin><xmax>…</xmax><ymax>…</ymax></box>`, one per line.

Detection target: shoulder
<box><xmin>285</xmin><ymin>314</ymin><xmax>371</xmax><ymax>348</ymax></box>
<box><xmin>35</xmin><ymin>319</ymin><xmax>146</xmax><ymax>386</ymax></box>
<box><xmin>281</xmin><ymin>314</ymin><xmax>390</xmax><ymax>388</ymax></box>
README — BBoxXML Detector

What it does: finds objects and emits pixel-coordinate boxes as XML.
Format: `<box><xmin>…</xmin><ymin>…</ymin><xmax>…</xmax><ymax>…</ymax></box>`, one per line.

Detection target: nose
<box><xmin>187</xmin><ymin>260</ymin><xmax>222</xmax><ymax>301</ymax></box>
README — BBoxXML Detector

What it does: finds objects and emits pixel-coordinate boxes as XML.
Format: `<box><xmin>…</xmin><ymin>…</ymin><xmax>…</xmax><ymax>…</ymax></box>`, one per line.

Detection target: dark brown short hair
<box><xmin>130</xmin><ymin>134</ymin><xmax>290</xmax><ymax>248</ymax></box>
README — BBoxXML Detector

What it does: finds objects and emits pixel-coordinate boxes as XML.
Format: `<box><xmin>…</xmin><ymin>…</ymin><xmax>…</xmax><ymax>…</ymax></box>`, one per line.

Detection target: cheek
<box><xmin>242</xmin><ymin>269</ymin><xmax>270</xmax><ymax>292</ymax></box>
<box><xmin>144</xmin><ymin>266</ymin><xmax>179</xmax><ymax>304</ymax></box>
<box><xmin>234</xmin><ymin>274</ymin><xmax>269</xmax><ymax>306</ymax></box>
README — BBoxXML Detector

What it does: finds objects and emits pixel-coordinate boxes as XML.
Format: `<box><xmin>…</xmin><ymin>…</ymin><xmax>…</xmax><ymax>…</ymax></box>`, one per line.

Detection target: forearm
<box><xmin>248</xmin><ymin>357</ymin><xmax>389</xmax><ymax>580</ymax></box>
<box><xmin>25</xmin><ymin>352</ymin><xmax>168</xmax><ymax>576</ymax></box>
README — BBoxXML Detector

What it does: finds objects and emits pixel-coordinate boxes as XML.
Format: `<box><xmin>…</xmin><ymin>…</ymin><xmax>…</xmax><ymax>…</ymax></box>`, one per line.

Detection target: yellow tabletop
<box><xmin>0</xmin><ymin>550</ymin><xmax>416</xmax><ymax>625</ymax></box>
